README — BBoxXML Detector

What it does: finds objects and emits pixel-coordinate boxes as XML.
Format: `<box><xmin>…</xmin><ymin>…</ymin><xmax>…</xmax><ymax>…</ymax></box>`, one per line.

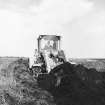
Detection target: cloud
<box><xmin>0</xmin><ymin>0</ymin><xmax>42</xmax><ymax>6</ymax></box>
<box><xmin>0</xmin><ymin>0</ymin><xmax>43</xmax><ymax>13</ymax></box>
<box><xmin>30</xmin><ymin>0</ymin><xmax>93</xmax><ymax>33</ymax></box>
<box><xmin>0</xmin><ymin>0</ymin><xmax>104</xmax><ymax>58</ymax></box>
<box><xmin>61</xmin><ymin>9</ymin><xmax>105</xmax><ymax>58</ymax></box>
<box><xmin>87</xmin><ymin>0</ymin><xmax>105</xmax><ymax>9</ymax></box>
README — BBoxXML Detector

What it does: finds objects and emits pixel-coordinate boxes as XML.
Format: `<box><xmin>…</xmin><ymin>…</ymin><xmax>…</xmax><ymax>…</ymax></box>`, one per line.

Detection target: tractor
<box><xmin>31</xmin><ymin>35</ymin><xmax>66</xmax><ymax>77</ymax></box>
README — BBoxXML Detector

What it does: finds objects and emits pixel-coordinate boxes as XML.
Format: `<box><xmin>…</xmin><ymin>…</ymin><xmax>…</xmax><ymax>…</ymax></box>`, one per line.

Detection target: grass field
<box><xmin>0</xmin><ymin>57</ymin><xmax>55</xmax><ymax>105</ymax></box>
<box><xmin>69</xmin><ymin>58</ymin><xmax>105</xmax><ymax>72</ymax></box>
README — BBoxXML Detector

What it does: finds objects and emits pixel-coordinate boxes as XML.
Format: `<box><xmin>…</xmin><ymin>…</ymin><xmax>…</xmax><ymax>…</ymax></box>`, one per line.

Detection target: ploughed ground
<box><xmin>0</xmin><ymin>58</ymin><xmax>55</xmax><ymax>105</ymax></box>
<box><xmin>0</xmin><ymin>57</ymin><xmax>105</xmax><ymax>105</ymax></box>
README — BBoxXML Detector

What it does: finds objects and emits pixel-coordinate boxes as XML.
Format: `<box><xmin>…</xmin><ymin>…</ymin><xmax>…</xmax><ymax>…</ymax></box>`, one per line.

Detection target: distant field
<box><xmin>0</xmin><ymin>57</ymin><xmax>29</xmax><ymax>69</ymax></box>
<box><xmin>69</xmin><ymin>58</ymin><xmax>105</xmax><ymax>72</ymax></box>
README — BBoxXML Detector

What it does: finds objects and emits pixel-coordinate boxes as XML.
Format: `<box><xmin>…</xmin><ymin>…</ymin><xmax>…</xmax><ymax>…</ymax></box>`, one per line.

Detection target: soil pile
<box><xmin>38</xmin><ymin>62</ymin><xmax>105</xmax><ymax>105</ymax></box>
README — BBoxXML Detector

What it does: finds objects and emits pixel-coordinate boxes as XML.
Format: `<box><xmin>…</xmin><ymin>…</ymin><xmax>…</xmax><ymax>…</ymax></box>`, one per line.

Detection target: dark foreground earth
<box><xmin>38</xmin><ymin>61</ymin><xmax>105</xmax><ymax>105</ymax></box>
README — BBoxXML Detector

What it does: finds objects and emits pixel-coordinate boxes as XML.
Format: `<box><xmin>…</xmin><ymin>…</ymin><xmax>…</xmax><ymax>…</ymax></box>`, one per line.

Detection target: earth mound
<box><xmin>38</xmin><ymin>62</ymin><xmax>105</xmax><ymax>105</ymax></box>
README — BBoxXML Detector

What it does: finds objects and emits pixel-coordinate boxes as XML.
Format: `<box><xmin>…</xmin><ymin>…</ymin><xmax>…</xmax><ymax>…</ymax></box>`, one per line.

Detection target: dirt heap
<box><xmin>0</xmin><ymin>58</ymin><xmax>55</xmax><ymax>105</ymax></box>
<box><xmin>38</xmin><ymin>62</ymin><xmax>105</xmax><ymax>105</ymax></box>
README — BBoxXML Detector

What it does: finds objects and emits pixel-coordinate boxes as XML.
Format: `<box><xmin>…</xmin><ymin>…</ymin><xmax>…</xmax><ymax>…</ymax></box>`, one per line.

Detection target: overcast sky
<box><xmin>0</xmin><ymin>0</ymin><xmax>105</xmax><ymax>59</ymax></box>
